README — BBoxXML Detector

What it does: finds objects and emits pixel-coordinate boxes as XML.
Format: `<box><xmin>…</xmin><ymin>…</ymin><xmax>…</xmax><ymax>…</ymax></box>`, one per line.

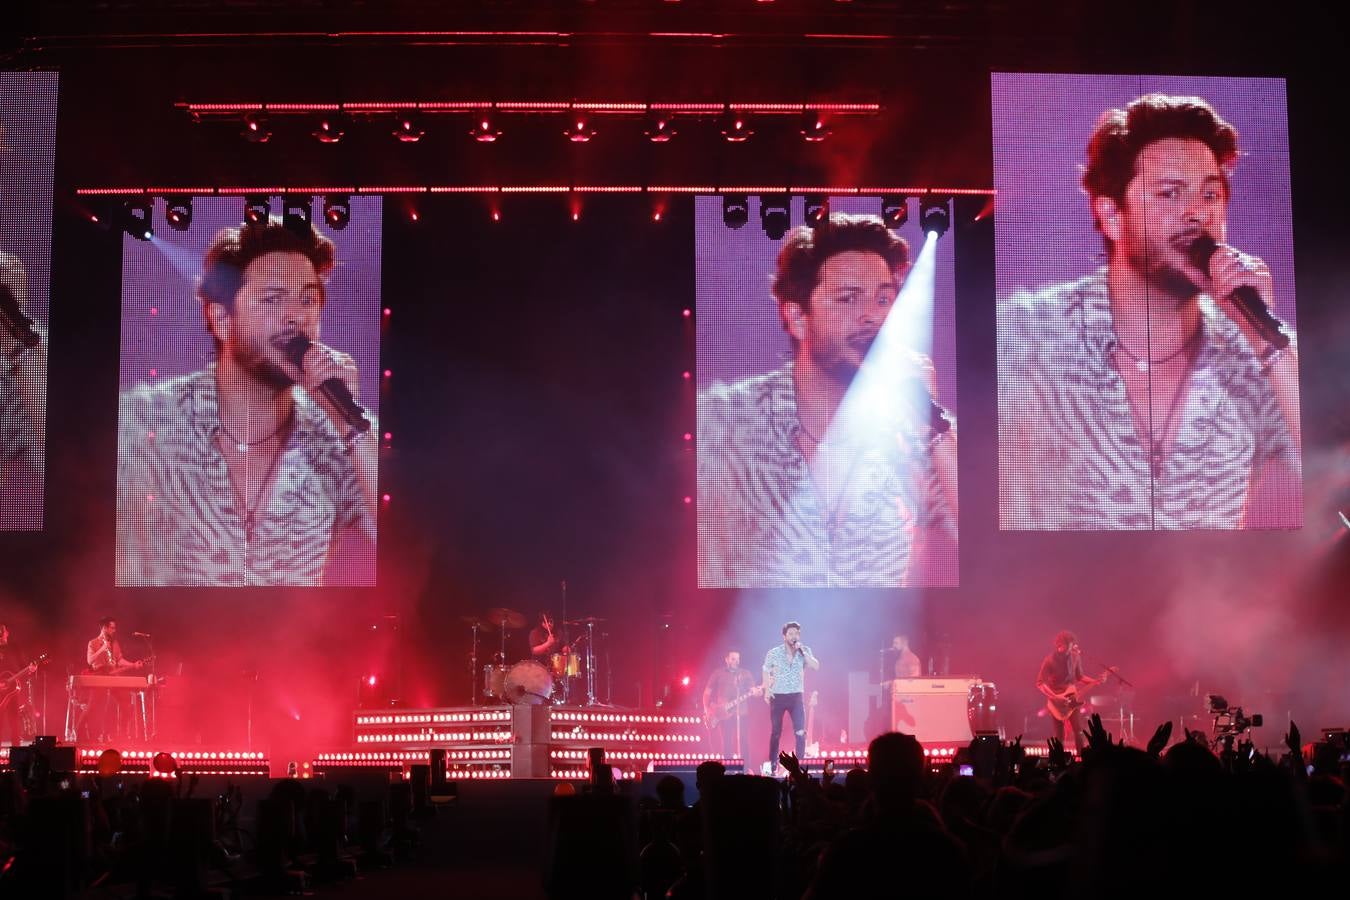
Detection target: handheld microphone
<box><xmin>277</xmin><ymin>334</ymin><xmax>372</xmax><ymax>433</ymax></box>
<box><xmin>905</xmin><ymin>380</ymin><xmax>952</xmax><ymax>436</ymax></box>
<box><xmin>0</xmin><ymin>284</ymin><xmax>41</xmax><ymax>349</ymax></box>
<box><xmin>1186</xmin><ymin>235</ymin><xmax>1290</xmax><ymax>350</ymax></box>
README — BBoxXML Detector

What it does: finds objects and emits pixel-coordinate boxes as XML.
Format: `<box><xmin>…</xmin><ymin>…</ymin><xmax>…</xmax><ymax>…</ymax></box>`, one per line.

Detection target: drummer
<box><xmin>528</xmin><ymin>613</ymin><xmax>559</xmax><ymax>659</ymax></box>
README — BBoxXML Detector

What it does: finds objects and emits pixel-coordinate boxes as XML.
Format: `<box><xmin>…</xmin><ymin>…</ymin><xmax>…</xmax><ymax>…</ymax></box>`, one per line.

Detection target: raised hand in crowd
<box><xmin>1046</xmin><ymin>736</ymin><xmax>1068</xmax><ymax>770</ymax></box>
<box><xmin>1080</xmin><ymin>712</ymin><xmax>1119</xmax><ymax>757</ymax></box>
<box><xmin>1146</xmin><ymin>720</ymin><xmax>1173</xmax><ymax>757</ymax></box>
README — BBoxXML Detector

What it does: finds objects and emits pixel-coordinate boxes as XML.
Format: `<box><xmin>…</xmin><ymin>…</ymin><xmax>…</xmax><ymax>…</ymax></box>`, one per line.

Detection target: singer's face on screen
<box><xmin>783</xmin><ymin>626</ymin><xmax>801</xmax><ymax>645</ymax></box>
<box><xmin>786</xmin><ymin>250</ymin><xmax>902</xmax><ymax>384</ymax></box>
<box><xmin>726</xmin><ymin>652</ymin><xmax>740</xmax><ymax>669</ymax></box>
<box><xmin>1097</xmin><ymin>138</ymin><xmax>1230</xmax><ymax>300</ymax></box>
<box><xmin>212</xmin><ymin>251</ymin><xmax>326</xmax><ymax>390</ymax></box>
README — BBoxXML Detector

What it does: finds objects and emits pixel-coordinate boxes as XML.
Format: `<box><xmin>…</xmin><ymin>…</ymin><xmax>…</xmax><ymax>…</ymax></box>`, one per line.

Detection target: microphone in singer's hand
<box><xmin>0</xmin><ymin>284</ymin><xmax>41</xmax><ymax>349</ymax></box>
<box><xmin>904</xmin><ymin>380</ymin><xmax>952</xmax><ymax>436</ymax></box>
<box><xmin>277</xmin><ymin>334</ymin><xmax>372</xmax><ymax>433</ymax></box>
<box><xmin>1186</xmin><ymin>235</ymin><xmax>1289</xmax><ymax>349</ymax></box>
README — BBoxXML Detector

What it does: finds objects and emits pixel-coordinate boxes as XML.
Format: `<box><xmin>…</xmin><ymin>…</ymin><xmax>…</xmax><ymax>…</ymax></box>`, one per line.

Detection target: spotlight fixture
<box><xmin>720</xmin><ymin>109</ymin><xmax>753</xmax><ymax>143</ymax></box>
<box><xmin>323</xmin><ymin>194</ymin><xmax>351</xmax><ymax>231</ymax></box>
<box><xmin>800</xmin><ymin>109</ymin><xmax>831</xmax><ymax>142</ymax></box>
<box><xmin>804</xmin><ymin>193</ymin><xmax>829</xmax><ymax>228</ymax></box>
<box><xmin>164</xmin><ymin>195</ymin><xmax>193</xmax><ymax>232</ymax></box>
<box><xmin>122</xmin><ymin>198</ymin><xmax>153</xmax><ymax>241</ymax></box>
<box><xmin>392</xmin><ymin>113</ymin><xmax>425</xmax><ymax>143</ymax></box>
<box><xmin>881</xmin><ymin>194</ymin><xmax>909</xmax><ymax>229</ymax></box>
<box><xmin>241</xmin><ymin>112</ymin><xmax>271</xmax><ymax>143</ymax></box>
<box><xmin>282</xmin><ymin>195</ymin><xmax>313</xmax><ymax>237</ymax></box>
<box><xmin>311</xmin><ymin>114</ymin><xmax>346</xmax><ymax>144</ymax></box>
<box><xmin>644</xmin><ymin>110</ymin><xmax>676</xmax><ymax>143</ymax></box>
<box><xmin>919</xmin><ymin>194</ymin><xmax>951</xmax><ymax>238</ymax></box>
<box><xmin>563</xmin><ymin>116</ymin><xmax>596</xmax><ymax>143</ymax></box>
<box><xmin>759</xmin><ymin>194</ymin><xmax>790</xmax><ymax>241</ymax></box>
<box><xmin>722</xmin><ymin>193</ymin><xmax>749</xmax><ymax>230</ymax></box>
<box><xmin>469</xmin><ymin>112</ymin><xmax>502</xmax><ymax>143</ymax></box>
<box><xmin>244</xmin><ymin>194</ymin><xmax>271</xmax><ymax>225</ymax></box>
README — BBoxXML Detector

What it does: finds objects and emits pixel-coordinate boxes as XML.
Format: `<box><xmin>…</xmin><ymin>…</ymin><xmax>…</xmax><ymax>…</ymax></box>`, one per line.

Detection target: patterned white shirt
<box><xmin>116</xmin><ymin>368</ymin><xmax>375</xmax><ymax>585</ymax></box>
<box><xmin>763</xmin><ymin>643</ymin><xmax>808</xmax><ymax>695</ymax></box>
<box><xmin>998</xmin><ymin>269</ymin><xmax>1299</xmax><ymax>530</ymax></box>
<box><xmin>698</xmin><ymin>363</ymin><xmax>952</xmax><ymax>588</ymax></box>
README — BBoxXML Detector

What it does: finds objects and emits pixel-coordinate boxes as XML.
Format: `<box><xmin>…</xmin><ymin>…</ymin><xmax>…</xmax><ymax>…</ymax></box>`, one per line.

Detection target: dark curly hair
<box><xmin>771</xmin><ymin>213</ymin><xmax>909</xmax><ymax>314</ymax></box>
<box><xmin>1081</xmin><ymin>93</ymin><xmax>1239</xmax><ymax>233</ymax></box>
<box><xmin>198</xmin><ymin>218</ymin><xmax>335</xmax><ymax>315</ymax></box>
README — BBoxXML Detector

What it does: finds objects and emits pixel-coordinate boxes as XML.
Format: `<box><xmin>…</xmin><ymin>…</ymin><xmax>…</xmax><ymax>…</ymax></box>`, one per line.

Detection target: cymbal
<box><xmin>460</xmin><ymin>615</ymin><xmax>496</xmax><ymax>632</ymax></box>
<box><xmin>565</xmin><ymin>616</ymin><xmax>607</xmax><ymax>625</ymax></box>
<box><xmin>486</xmin><ymin>607</ymin><xmax>526</xmax><ymax>629</ymax></box>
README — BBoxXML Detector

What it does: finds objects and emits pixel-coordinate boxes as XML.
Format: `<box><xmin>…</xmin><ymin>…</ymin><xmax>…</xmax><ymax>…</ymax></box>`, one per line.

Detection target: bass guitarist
<box><xmin>1036</xmin><ymin>630</ymin><xmax>1106</xmax><ymax>756</ymax></box>
<box><xmin>702</xmin><ymin>650</ymin><xmax>761</xmax><ymax>764</ymax></box>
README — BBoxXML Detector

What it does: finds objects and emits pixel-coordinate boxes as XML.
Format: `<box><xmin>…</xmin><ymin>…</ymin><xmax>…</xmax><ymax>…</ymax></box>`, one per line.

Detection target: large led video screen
<box><xmin>697</xmin><ymin>195</ymin><xmax>959</xmax><ymax>588</ymax></box>
<box><xmin>116</xmin><ymin>196</ymin><xmax>382</xmax><ymax>585</ymax></box>
<box><xmin>993</xmin><ymin>73</ymin><xmax>1302</xmax><ymax>530</ymax></box>
<box><xmin>0</xmin><ymin>72</ymin><xmax>58</xmax><ymax>530</ymax></box>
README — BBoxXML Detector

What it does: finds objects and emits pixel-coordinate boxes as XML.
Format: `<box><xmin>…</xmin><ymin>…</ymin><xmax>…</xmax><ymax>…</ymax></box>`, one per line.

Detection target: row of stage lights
<box><xmin>205</xmin><ymin>105</ymin><xmax>861</xmax><ymax>147</ymax></box>
<box><xmin>725</xmin><ymin>191</ymin><xmax>950</xmax><ymax>240</ymax></box>
<box><xmin>108</xmin><ymin>191</ymin><xmax>951</xmax><ymax>243</ymax></box>
<box><xmin>114</xmin><ymin>194</ymin><xmax>351</xmax><ymax>240</ymax></box>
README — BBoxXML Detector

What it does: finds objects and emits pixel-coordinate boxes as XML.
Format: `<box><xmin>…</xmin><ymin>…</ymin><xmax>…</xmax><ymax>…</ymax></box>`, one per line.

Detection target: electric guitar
<box><xmin>704</xmin><ymin>684</ymin><xmax>764</xmax><ymax>729</ymax></box>
<box><xmin>0</xmin><ymin>652</ymin><xmax>48</xmax><ymax>709</ymax></box>
<box><xmin>1044</xmin><ymin>669</ymin><xmax>1112</xmax><ymax>721</ymax></box>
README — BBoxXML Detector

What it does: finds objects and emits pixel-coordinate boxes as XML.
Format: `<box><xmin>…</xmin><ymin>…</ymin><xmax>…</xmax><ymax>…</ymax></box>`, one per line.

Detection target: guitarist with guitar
<box><xmin>702</xmin><ymin>650</ymin><xmax>762</xmax><ymax>763</ymax></box>
<box><xmin>1036</xmin><ymin>630</ymin><xmax>1110</xmax><ymax>756</ymax></box>
<box><xmin>0</xmin><ymin>622</ymin><xmax>45</xmax><ymax>744</ymax></box>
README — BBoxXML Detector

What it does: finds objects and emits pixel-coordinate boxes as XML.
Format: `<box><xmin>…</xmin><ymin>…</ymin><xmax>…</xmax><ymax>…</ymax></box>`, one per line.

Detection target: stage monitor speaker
<box><xmin>891</xmin><ymin>677</ymin><xmax>979</xmax><ymax>744</ymax></box>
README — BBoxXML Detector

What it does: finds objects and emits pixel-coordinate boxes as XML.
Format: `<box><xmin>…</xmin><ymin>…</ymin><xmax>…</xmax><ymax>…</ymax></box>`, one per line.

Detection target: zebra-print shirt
<box><xmin>997</xmin><ymin>269</ymin><xmax>1299</xmax><ymax>530</ymax></box>
<box><xmin>698</xmin><ymin>363</ymin><xmax>952</xmax><ymax>588</ymax></box>
<box><xmin>116</xmin><ymin>368</ymin><xmax>374</xmax><ymax>585</ymax></box>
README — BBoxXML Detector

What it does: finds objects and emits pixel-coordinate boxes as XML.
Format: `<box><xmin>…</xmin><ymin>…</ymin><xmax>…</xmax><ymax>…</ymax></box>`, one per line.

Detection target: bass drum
<box><xmin>503</xmin><ymin>660</ymin><xmax>554</xmax><ymax>705</ymax></box>
<box><xmin>967</xmin><ymin>682</ymin><xmax>999</xmax><ymax>734</ymax></box>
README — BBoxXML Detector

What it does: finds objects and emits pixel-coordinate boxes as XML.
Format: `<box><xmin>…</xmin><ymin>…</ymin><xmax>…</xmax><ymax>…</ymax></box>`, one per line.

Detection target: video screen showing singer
<box><xmin>116</xmin><ymin>207</ymin><xmax>381</xmax><ymax>586</ymax></box>
<box><xmin>994</xmin><ymin>76</ymin><xmax>1302</xmax><ymax>530</ymax></box>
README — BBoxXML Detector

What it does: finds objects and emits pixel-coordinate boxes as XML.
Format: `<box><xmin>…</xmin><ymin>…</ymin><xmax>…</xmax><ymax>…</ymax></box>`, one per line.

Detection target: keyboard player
<box><xmin>83</xmin><ymin>617</ymin><xmax>144</xmax><ymax>742</ymax></box>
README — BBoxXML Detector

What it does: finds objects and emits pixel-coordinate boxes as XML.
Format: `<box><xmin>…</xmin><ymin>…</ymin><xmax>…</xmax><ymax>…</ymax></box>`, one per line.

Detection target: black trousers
<box><xmin>715</xmin><ymin>714</ymin><xmax>750</xmax><ymax>762</ymax></box>
<box><xmin>767</xmin><ymin>692</ymin><xmax>806</xmax><ymax>764</ymax></box>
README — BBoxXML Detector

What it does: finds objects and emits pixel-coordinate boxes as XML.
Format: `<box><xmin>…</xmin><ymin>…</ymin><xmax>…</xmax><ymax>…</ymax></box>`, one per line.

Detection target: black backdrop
<box><xmin>3</xmin><ymin>4</ymin><xmax>1349</xmax><ymax>760</ymax></box>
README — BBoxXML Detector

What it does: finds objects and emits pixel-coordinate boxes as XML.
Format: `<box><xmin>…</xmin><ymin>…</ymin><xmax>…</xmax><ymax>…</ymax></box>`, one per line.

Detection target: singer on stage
<box><xmin>698</xmin><ymin>213</ymin><xmax>957</xmax><ymax>588</ymax></box>
<box><xmin>762</xmin><ymin>621</ymin><xmax>819</xmax><ymax>769</ymax></box>
<box><xmin>998</xmin><ymin>93</ymin><xmax>1300</xmax><ymax>530</ymax></box>
<box><xmin>0</xmin><ymin>251</ymin><xmax>47</xmax><ymax>508</ymax></box>
<box><xmin>116</xmin><ymin>218</ymin><xmax>378</xmax><ymax>586</ymax></box>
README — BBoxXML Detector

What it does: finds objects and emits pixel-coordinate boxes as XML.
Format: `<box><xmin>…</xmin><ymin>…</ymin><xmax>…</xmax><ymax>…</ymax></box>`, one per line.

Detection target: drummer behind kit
<box><xmin>466</xmin><ymin>606</ymin><xmax>610</xmax><ymax>706</ymax></box>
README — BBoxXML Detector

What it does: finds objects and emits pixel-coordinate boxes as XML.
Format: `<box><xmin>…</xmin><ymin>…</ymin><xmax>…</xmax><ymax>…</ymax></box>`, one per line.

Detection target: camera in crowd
<box><xmin>1206</xmin><ymin>694</ymin><xmax>1263</xmax><ymax>737</ymax></box>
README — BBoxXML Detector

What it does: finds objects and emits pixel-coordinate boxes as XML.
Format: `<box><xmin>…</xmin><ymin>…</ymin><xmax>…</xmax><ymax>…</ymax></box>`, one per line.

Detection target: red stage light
<box><xmin>680</xmin><ymin>675</ymin><xmax>691</xmax><ymax>687</ymax></box>
<box><xmin>383</xmin><ymin>307</ymin><xmax>392</xmax><ymax>316</ymax></box>
<box><xmin>683</xmin><ymin>433</ymin><xmax>692</xmax><ymax>441</ymax></box>
<box><xmin>383</xmin><ymin>369</ymin><xmax>392</xmax><ymax>378</ymax></box>
<box><xmin>682</xmin><ymin>371</ymin><xmax>691</xmax><ymax>380</ymax></box>
<box><xmin>382</xmin><ymin>494</ymin><xmax>392</xmax><ymax>503</ymax></box>
<box><xmin>491</xmin><ymin>210</ymin><xmax>501</xmax><ymax>221</ymax></box>
<box><xmin>653</xmin><ymin>211</ymin><xmax>662</xmax><ymax>221</ymax></box>
<box><xmin>410</xmin><ymin>210</ymin><xmax>420</xmax><ymax>222</ymax></box>
<box><xmin>683</xmin><ymin>496</ymin><xmax>692</xmax><ymax>505</ymax></box>
<box><xmin>383</xmin><ymin>432</ymin><xmax>392</xmax><ymax>441</ymax></box>
<box><xmin>368</xmin><ymin>675</ymin><xmax>378</xmax><ymax>687</ymax></box>
<box><xmin>682</xmin><ymin>308</ymin><xmax>691</xmax><ymax>318</ymax></box>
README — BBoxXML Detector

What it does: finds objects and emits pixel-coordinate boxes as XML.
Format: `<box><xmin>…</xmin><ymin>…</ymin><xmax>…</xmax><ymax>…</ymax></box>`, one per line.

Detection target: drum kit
<box><xmin>464</xmin><ymin>607</ymin><xmax>609</xmax><ymax>707</ymax></box>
